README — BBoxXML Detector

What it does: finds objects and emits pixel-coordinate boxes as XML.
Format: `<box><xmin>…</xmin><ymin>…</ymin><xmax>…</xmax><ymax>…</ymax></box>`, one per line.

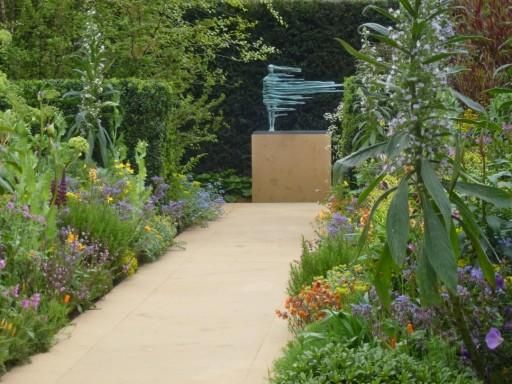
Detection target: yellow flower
<box><xmin>77</xmin><ymin>243</ymin><xmax>86</xmax><ymax>252</ymax></box>
<box><xmin>354</xmin><ymin>283</ymin><xmax>369</xmax><ymax>292</ymax></box>
<box><xmin>354</xmin><ymin>264</ymin><xmax>363</xmax><ymax>273</ymax></box>
<box><xmin>66</xmin><ymin>191</ymin><xmax>79</xmax><ymax>200</ymax></box>
<box><xmin>318</xmin><ymin>210</ymin><xmax>330</xmax><ymax>220</ymax></box>
<box><xmin>125</xmin><ymin>163</ymin><xmax>134</xmax><ymax>174</ymax></box>
<box><xmin>106</xmin><ymin>196</ymin><xmax>114</xmax><ymax>204</ymax></box>
<box><xmin>457</xmin><ymin>259</ymin><xmax>468</xmax><ymax>268</ymax></box>
<box><xmin>506</xmin><ymin>276</ymin><xmax>512</xmax><ymax>286</ymax></box>
<box><xmin>66</xmin><ymin>232</ymin><xmax>77</xmax><ymax>244</ymax></box>
<box><xmin>337</xmin><ymin>286</ymin><xmax>350</xmax><ymax>296</ymax></box>
<box><xmin>144</xmin><ymin>225</ymin><xmax>152</xmax><ymax>233</ymax></box>
<box><xmin>88</xmin><ymin>168</ymin><xmax>98</xmax><ymax>183</ymax></box>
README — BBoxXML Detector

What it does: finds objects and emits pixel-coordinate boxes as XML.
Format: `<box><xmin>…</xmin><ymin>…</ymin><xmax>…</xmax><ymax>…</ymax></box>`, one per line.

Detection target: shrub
<box><xmin>135</xmin><ymin>216</ymin><xmax>177</xmax><ymax>263</ymax></box>
<box><xmin>288</xmin><ymin>236</ymin><xmax>358</xmax><ymax>296</ymax></box>
<box><xmin>194</xmin><ymin>169</ymin><xmax>252</xmax><ymax>202</ymax></box>
<box><xmin>61</xmin><ymin>201</ymin><xmax>138</xmax><ymax>267</ymax></box>
<box><xmin>270</xmin><ymin>341</ymin><xmax>481</xmax><ymax>384</ymax></box>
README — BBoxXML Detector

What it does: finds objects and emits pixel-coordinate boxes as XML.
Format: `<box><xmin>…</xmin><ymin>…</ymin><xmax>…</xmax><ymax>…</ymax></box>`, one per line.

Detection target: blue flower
<box><xmin>485</xmin><ymin>327</ymin><xmax>504</xmax><ymax>350</ymax></box>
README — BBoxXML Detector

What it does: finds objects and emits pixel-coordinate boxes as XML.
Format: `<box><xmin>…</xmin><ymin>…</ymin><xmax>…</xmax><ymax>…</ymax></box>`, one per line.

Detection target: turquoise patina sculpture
<box><xmin>263</xmin><ymin>64</ymin><xmax>342</xmax><ymax>132</ymax></box>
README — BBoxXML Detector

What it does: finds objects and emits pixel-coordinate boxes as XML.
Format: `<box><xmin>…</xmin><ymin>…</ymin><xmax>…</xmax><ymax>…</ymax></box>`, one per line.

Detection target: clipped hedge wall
<box><xmin>17</xmin><ymin>79</ymin><xmax>175</xmax><ymax>178</ymax></box>
<box><xmin>197</xmin><ymin>0</ymin><xmax>394</xmax><ymax>175</ymax></box>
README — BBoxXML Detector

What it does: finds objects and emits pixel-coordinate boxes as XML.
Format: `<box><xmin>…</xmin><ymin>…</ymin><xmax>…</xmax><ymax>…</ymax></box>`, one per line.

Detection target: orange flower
<box><xmin>390</xmin><ymin>336</ymin><xmax>397</xmax><ymax>349</ymax></box>
<box><xmin>406</xmin><ymin>323</ymin><xmax>414</xmax><ymax>334</ymax></box>
<box><xmin>63</xmin><ymin>294</ymin><xmax>71</xmax><ymax>304</ymax></box>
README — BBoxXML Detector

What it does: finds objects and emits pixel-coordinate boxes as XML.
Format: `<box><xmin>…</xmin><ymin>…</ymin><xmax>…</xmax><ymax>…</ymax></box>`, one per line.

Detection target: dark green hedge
<box><xmin>17</xmin><ymin>79</ymin><xmax>175</xmax><ymax>178</ymax></box>
<box><xmin>197</xmin><ymin>0</ymin><xmax>394</xmax><ymax>175</ymax></box>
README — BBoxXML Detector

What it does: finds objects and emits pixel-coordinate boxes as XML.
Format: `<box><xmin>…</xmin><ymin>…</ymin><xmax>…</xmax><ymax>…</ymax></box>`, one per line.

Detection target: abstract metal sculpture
<box><xmin>262</xmin><ymin>64</ymin><xmax>342</xmax><ymax>132</ymax></box>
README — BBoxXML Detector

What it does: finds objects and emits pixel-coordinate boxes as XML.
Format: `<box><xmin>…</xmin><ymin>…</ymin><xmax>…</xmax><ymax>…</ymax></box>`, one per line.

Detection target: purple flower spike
<box><xmin>485</xmin><ymin>328</ymin><xmax>504</xmax><ymax>350</ymax></box>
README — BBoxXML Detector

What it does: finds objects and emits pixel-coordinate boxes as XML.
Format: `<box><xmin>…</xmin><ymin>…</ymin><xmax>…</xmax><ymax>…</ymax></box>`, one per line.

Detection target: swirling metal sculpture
<box><xmin>263</xmin><ymin>64</ymin><xmax>342</xmax><ymax>132</ymax></box>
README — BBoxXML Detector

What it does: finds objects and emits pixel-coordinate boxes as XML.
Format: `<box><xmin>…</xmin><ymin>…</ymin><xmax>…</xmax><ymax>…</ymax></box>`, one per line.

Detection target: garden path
<box><xmin>2</xmin><ymin>203</ymin><xmax>319</xmax><ymax>384</ymax></box>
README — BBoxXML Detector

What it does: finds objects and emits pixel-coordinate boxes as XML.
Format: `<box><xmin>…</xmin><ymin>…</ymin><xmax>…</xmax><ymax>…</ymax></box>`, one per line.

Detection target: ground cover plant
<box><xmin>273</xmin><ymin>0</ymin><xmax>512</xmax><ymax>382</ymax></box>
<box><xmin>0</xmin><ymin>4</ymin><xmax>227</xmax><ymax>371</ymax></box>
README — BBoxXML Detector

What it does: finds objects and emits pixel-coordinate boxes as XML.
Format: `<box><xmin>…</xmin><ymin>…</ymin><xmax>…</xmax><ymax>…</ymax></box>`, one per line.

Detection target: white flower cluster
<box><xmin>362</xmin><ymin>0</ymin><xmax>460</xmax><ymax>172</ymax></box>
<box><xmin>78</xmin><ymin>6</ymin><xmax>107</xmax><ymax>134</ymax></box>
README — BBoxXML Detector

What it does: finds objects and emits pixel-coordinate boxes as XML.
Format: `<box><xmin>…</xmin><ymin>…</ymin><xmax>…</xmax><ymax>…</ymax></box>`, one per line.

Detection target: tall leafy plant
<box><xmin>335</xmin><ymin>0</ymin><xmax>512</xmax><ymax>381</ymax></box>
<box><xmin>65</xmin><ymin>5</ymin><xmax>120</xmax><ymax>167</ymax></box>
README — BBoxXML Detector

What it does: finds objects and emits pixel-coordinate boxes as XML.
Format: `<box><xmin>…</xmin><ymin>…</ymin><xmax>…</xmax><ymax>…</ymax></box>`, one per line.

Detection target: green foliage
<box><xmin>288</xmin><ymin>237</ymin><xmax>358</xmax><ymax>296</ymax></box>
<box><xmin>194</xmin><ymin>169</ymin><xmax>252</xmax><ymax>202</ymax></box>
<box><xmin>334</xmin><ymin>0</ymin><xmax>512</xmax><ymax>380</ymax></box>
<box><xmin>0</xmin><ymin>299</ymin><xmax>69</xmax><ymax>371</ymax></box>
<box><xmin>61</xmin><ymin>201</ymin><xmax>138</xmax><ymax>263</ymax></box>
<box><xmin>270</xmin><ymin>341</ymin><xmax>480</xmax><ymax>384</ymax></box>
<box><xmin>16</xmin><ymin>79</ymin><xmax>175</xmax><ymax>178</ymax></box>
<box><xmin>339</xmin><ymin>76</ymin><xmax>361</xmax><ymax>158</ymax></box>
<box><xmin>135</xmin><ymin>216</ymin><xmax>177</xmax><ymax>263</ymax></box>
<box><xmin>1</xmin><ymin>0</ymin><xmax>278</xmax><ymax>177</ymax></box>
<box><xmin>65</xmin><ymin>7</ymin><xmax>121</xmax><ymax>167</ymax></box>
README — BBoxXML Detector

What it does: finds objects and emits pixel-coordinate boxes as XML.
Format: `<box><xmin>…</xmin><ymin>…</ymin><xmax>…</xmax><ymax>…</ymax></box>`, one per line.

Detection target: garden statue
<box><xmin>262</xmin><ymin>64</ymin><xmax>342</xmax><ymax>132</ymax></box>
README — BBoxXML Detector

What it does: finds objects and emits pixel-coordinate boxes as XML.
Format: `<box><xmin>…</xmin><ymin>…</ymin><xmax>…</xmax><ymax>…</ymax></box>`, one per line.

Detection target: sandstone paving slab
<box><xmin>1</xmin><ymin>203</ymin><xmax>318</xmax><ymax>384</ymax></box>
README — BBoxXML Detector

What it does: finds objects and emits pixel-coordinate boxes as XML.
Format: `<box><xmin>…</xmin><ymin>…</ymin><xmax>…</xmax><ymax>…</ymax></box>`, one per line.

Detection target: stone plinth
<box><xmin>252</xmin><ymin>131</ymin><xmax>331</xmax><ymax>202</ymax></box>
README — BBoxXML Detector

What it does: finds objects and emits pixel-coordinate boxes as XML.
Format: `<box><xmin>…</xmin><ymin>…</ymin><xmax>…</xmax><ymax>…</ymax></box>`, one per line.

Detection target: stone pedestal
<box><xmin>252</xmin><ymin>131</ymin><xmax>331</xmax><ymax>202</ymax></box>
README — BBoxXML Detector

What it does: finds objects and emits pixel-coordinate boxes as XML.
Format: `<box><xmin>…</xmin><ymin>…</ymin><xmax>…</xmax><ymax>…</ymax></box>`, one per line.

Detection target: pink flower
<box><xmin>0</xmin><ymin>259</ymin><xmax>6</xmax><ymax>270</ymax></box>
<box><xmin>30</xmin><ymin>293</ymin><xmax>41</xmax><ymax>310</ymax></box>
<box><xmin>21</xmin><ymin>299</ymin><xmax>31</xmax><ymax>310</ymax></box>
<box><xmin>12</xmin><ymin>284</ymin><xmax>20</xmax><ymax>298</ymax></box>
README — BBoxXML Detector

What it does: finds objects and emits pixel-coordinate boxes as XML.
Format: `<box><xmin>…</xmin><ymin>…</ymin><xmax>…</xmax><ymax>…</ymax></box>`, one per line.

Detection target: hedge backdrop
<box><xmin>17</xmin><ymin>79</ymin><xmax>176</xmax><ymax>179</ymax></box>
<box><xmin>197</xmin><ymin>0</ymin><xmax>393</xmax><ymax>175</ymax></box>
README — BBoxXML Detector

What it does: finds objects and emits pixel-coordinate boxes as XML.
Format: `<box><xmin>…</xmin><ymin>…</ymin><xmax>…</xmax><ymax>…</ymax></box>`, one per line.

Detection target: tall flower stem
<box><xmin>449</xmin><ymin>292</ymin><xmax>489</xmax><ymax>383</ymax></box>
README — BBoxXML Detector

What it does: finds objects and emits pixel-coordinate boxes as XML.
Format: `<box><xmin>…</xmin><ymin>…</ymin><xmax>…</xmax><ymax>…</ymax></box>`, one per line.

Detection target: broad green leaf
<box><xmin>386</xmin><ymin>132</ymin><xmax>409</xmax><ymax>160</ymax></box>
<box><xmin>357</xmin><ymin>172</ymin><xmax>386</xmax><ymax>205</ymax></box>
<box><xmin>421</xmin><ymin>159</ymin><xmax>452</xmax><ymax>227</ymax></box>
<box><xmin>334</xmin><ymin>141</ymin><xmax>387</xmax><ymax>169</ymax></box>
<box><xmin>357</xmin><ymin>187</ymin><xmax>397</xmax><ymax>254</ymax></box>
<box><xmin>448</xmin><ymin>138</ymin><xmax>462</xmax><ymax>194</ymax></box>
<box><xmin>451</xmin><ymin>193</ymin><xmax>497</xmax><ymax>285</ymax></box>
<box><xmin>362</xmin><ymin>5</ymin><xmax>399</xmax><ymax>22</ymax></box>
<box><xmin>386</xmin><ymin>179</ymin><xmax>409</xmax><ymax>266</ymax></box>
<box><xmin>360</xmin><ymin>22</ymin><xmax>390</xmax><ymax>36</ymax></box>
<box><xmin>375</xmin><ymin>244</ymin><xmax>393</xmax><ymax>309</ymax></box>
<box><xmin>398</xmin><ymin>0</ymin><xmax>416</xmax><ymax>17</ymax></box>
<box><xmin>494</xmin><ymin>64</ymin><xmax>512</xmax><ymax>78</ymax></box>
<box><xmin>422</xmin><ymin>52</ymin><xmax>455</xmax><ymax>65</ymax></box>
<box><xmin>423</xmin><ymin>197</ymin><xmax>457</xmax><ymax>293</ymax></box>
<box><xmin>412</xmin><ymin>20</ymin><xmax>426</xmax><ymax>41</ymax></box>
<box><xmin>417</xmin><ymin>245</ymin><xmax>441</xmax><ymax>304</ymax></box>
<box><xmin>368</xmin><ymin>34</ymin><xmax>410</xmax><ymax>54</ymax></box>
<box><xmin>0</xmin><ymin>176</ymin><xmax>13</xmax><ymax>193</ymax></box>
<box><xmin>449</xmin><ymin>223</ymin><xmax>461</xmax><ymax>260</ymax></box>
<box><xmin>336</xmin><ymin>38</ymin><xmax>390</xmax><ymax>70</ymax></box>
<box><xmin>450</xmin><ymin>88</ymin><xmax>485</xmax><ymax>113</ymax></box>
<box><xmin>455</xmin><ymin>181</ymin><xmax>512</xmax><ymax>209</ymax></box>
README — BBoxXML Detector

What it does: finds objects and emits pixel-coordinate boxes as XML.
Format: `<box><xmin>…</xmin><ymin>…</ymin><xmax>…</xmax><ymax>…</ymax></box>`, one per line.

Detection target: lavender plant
<box><xmin>335</xmin><ymin>0</ymin><xmax>512</xmax><ymax>381</ymax></box>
